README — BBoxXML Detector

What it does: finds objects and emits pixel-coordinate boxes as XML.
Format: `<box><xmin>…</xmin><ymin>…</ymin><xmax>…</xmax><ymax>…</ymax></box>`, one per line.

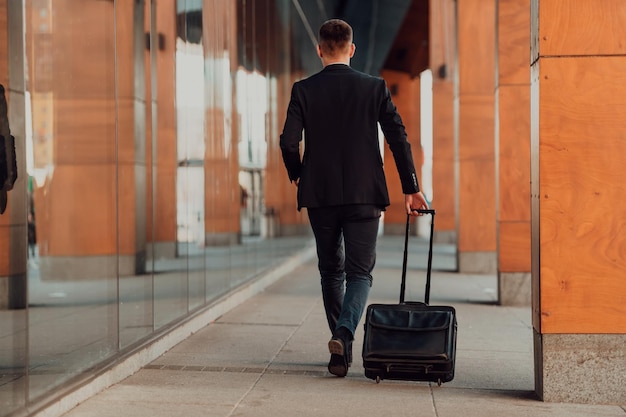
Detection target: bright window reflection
<box><xmin>236</xmin><ymin>69</ymin><xmax>267</xmax><ymax>168</ymax></box>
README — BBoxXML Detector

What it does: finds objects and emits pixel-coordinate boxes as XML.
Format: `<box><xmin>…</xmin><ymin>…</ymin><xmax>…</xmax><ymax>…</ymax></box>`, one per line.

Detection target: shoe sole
<box><xmin>328</xmin><ymin>339</ymin><xmax>345</xmax><ymax>356</ymax></box>
<box><xmin>328</xmin><ymin>339</ymin><xmax>347</xmax><ymax>377</ymax></box>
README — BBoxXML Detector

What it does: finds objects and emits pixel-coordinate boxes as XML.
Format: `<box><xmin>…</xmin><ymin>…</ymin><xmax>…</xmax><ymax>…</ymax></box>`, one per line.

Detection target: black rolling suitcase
<box><xmin>362</xmin><ymin>209</ymin><xmax>457</xmax><ymax>385</ymax></box>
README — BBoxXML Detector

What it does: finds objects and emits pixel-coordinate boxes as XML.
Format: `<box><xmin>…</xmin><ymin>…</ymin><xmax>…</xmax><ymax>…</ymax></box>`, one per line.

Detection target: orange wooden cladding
<box><xmin>537</xmin><ymin>56</ymin><xmax>626</xmax><ymax>333</ymax></box>
<box><xmin>458</xmin><ymin>95</ymin><xmax>496</xmax><ymax>253</ymax></box>
<box><xmin>499</xmin><ymin>222</ymin><xmax>530</xmax><ymax>272</ymax></box>
<box><xmin>497</xmin><ymin>0</ymin><xmax>531</xmax><ymax>276</ymax></box>
<box><xmin>431</xmin><ymin>81</ymin><xmax>455</xmax><ymax>232</ymax></box>
<box><xmin>498</xmin><ymin>86</ymin><xmax>530</xmax><ymax>223</ymax></box>
<box><xmin>498</xmin><ymin>0</ymin><xmax>531</xmax><ymax>85</ymax></box>
<box><xmin>37</xmin><ymin>165</ymin><xmax>118</xmax><ymax>256</ymax></box>
<box><xmin>457</xmin><ymin>0</ymin><xmax>496</xmax><ymax>95</ymax></box>
<box><xmin>457</xmin><ymin>0</ymin><xmax>497</xmax><ymax>258</ymax></box>
<box><xmin>380</xmin><ymin>70</ymin><xmax>422</xmax><ymax>227</ymax></box>
<box><xmin>538</xmin><ymin>0</ymin><xmax>626</xmax><ymax>57</ymax></box>
<box><xmin>429</xmin><ymin>0</ymin><xmax>456</xmax><ymax>234</ymax></box>
<box><xmin>497</xmin><ymin>85</ymin><xmax>531</xmax><ymax>272</ymax></box>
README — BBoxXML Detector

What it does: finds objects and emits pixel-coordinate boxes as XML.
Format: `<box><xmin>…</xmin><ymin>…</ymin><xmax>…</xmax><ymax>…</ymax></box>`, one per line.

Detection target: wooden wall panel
<box><xmin>52</xmin><ymin>0</ymin><xmax>116</xmax><ymax>99</ymax></box>
<box><xmin>430</xmin><ymin>0</ymin><xmax>456</xmax><ymax>234</ymax></box>
<box><xmin>499</xmin><ymin>222</ymin><xmax>530</xmax><ymax>272</ymax></box>
<box><xmin>54</xmin><ymin>99</ymin><xmax>117</xmax><ymax>163</ymax></box>
<box><xmin>459</xmin><ymin>159</ymin><xmax>496</xmax><ymax>251</ymax></box>
<box><xmin>41</xmin><ymin>165</ymin><xmax>117</xmax><ymax>256</ymax></box>
<box><xmin>498</xmin><ymin>85</ymin><xmax>530</xmax><ymax>272</ymax></box>
<box><xmin>457</xmin><ymin>0</ymin><xmax>495</xmax><ymax>94</ymax></box>
<box><xmin>498</xmin><ymin>85</ymin><xmax>530</xmax><ymax>223</ymax></box>
<box><xmin>457</xmin><ymin>0</ymin><xmax>497</xmax><ymax>268</ymax></box>
<box><xmin>380</xmin><ymin>70</ymin><xmax>422</xmax><ymax>227</ymax></box>
<box><xmin>457</xmin><ymin>93</ymin><xmax>496</xmax><ymax>252</ymax></box>
<box><xmin>539</xmin><ymin>56</ymin><xmax>626</xmax><ymax>333</ymax></box>
<box><xmin>499</xmin><ymin>0</ymin><xmax>530</xmax><ymax>85</ymax></box>
<box><xmin>538</xmin><ymin>0</ymin><xmax>626</xmax><ymax>57</ymax></box>
<box><xmin>432</xmin><ymin>81</ymin><xmax>455</xmax><ymax>231</ymax></box>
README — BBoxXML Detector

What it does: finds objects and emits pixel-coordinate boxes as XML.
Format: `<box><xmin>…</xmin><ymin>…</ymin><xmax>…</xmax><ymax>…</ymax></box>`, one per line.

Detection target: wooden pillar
<box><xmin>531</xmin><ymin>0</ymin><xmax>626</xmax><ymax>403</ymax></box>
<box><xmin>380</xmin><ymin>70</ymin><xmax>422</xmax><ymax>234</ymax></box>
<box><xmin>496</xmin><ymin>0</ymin><xmax>531</xmax><ymax>305</ymax></box>
<box><xmin>430</xmin><ymin>0</ymin><xmax>456</xmax><ymax>244</ymax></box>
<box><xmin>457</xmin><ymin>0</ymin><xmax>497</xmax><ymax>273</ymax></box>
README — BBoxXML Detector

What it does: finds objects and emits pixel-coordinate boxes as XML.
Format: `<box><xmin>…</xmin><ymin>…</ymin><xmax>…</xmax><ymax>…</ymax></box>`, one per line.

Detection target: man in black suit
<box><xmin>280</xmin><ymin>19</ymin><xmax>429</xmax><ymax>377</ymax></box>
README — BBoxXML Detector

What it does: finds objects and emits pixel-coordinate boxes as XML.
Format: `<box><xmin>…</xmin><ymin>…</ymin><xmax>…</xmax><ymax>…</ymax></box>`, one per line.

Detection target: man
<box><xmin>279</xmin><ymin>19</ymin><xmax>429</xmax><ymax>377</ymax></box>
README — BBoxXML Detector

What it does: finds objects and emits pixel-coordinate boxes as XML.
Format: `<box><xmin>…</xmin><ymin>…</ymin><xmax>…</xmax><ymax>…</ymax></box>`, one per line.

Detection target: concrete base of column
<box><xmin>149</xmin><ymin>241</ymin><xmax>176</xmax><ymax>259</ymax></box>
<box><xmin>205</xmin><ymin>232</ymin><xmax>240</xmax><ymax>246</ymax></box>
<box><xmin>38</xmin><ymin>253</ymin><xmax>146</xmax><ymax>280</ymax></box>
<box><xmin>498</xmin><ymin>272</ymin><xmax>531</xmax><ymax>306</ymax></box>
<box><xmin>534</xmin><ymin>331</ymin><xmax>626</xmax><ymax>404</ymax></box>
<box><xmin>459</xmin><ymin>251</ymin><xmax>497</xmax><ymax>274</ymax></box>
<box><xmin>434</xmin><ymin>230</ymin><xmax>457</xmax><ymax>245</ymax></box>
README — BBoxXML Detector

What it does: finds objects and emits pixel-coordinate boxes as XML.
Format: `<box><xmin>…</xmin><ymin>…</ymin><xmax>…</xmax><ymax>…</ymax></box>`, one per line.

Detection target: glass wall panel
<box><xmin>118</xmin><ymin>0</ymin><xmax>155</xmax><ymax>350</ymax></box>
<box><xmin>0</xmin><ymin>0</ymin><xmax>313</xmax><ymax>415</ymax></box>
<box><xmin>25</xmin><ymin>0</ymin><xmax>118</xmax><ymax>401</ymax></box>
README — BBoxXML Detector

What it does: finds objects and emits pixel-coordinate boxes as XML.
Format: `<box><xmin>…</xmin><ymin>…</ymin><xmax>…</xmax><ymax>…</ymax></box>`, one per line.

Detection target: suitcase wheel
<box><xmin>437</xmin><ymin>378</ymin><xmax>442</xmax><ymax>387</ymax></box>
<box><xmin>376</xmin><ymin>375</ymin><xmax>381</xmax><ymax>384</ymax></box>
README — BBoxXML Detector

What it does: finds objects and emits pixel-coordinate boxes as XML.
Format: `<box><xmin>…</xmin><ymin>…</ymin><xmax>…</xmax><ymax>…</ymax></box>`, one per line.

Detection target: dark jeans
<box><xmin>307</xmin><ymin>204</ymin><xmax>381</xmax><ymax>340</ymax></box>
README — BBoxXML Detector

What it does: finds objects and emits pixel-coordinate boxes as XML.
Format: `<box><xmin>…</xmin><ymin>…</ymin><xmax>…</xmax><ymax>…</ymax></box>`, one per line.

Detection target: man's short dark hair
<box><xmin>318</xmin><ymin>19</ymin><xmax>353</xmax><ymax>56</ymax></box>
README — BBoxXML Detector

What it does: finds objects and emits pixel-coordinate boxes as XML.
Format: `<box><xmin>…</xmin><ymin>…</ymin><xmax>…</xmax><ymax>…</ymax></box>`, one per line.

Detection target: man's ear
<box><xmin>317</xmin><ymin>44</ymin><xmax>323</xmax><ymax>58</ymax></box>
<box><xmin>349</xmin><ymin>43</ymin><xmax>356</xmax><ymax>58</ymax></box>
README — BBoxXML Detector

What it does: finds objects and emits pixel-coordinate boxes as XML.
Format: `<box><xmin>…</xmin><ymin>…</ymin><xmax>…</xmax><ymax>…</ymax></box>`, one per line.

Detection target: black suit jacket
<box><xmin>280</xmin><ymin>64</ymin><xmax>420</xmax><ymax>210</ymax></box>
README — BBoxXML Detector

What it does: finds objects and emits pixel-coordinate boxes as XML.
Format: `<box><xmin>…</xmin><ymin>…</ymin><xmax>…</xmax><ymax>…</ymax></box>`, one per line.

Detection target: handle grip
<box><xmin>411</xmin><ymin>208</ymin><xmax>436</xmax><ymax>215</ymax></box>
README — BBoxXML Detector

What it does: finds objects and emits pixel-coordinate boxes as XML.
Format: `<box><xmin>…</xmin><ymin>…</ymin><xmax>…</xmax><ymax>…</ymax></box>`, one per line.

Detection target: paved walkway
<box><xmin>61</xmin><ymin>237</ymin><xmax>626</xmax><ymax>417</ymax></box>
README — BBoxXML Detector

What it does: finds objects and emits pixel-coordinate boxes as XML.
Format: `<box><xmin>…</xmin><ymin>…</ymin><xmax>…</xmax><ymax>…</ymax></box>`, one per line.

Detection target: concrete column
<box><xmin>456</xmin><ymin>0</ymin><xmax>497</xmax><ymax>273</ymax></box>
<box><xmin>496</xmin><ymin>0</ymin><xmax>531</xmax><ymax>306</ymax></box>
<box><xmin>531</xmin><ymin>0</ymin><xmax>626</xmax><ymax>403</ymax></box>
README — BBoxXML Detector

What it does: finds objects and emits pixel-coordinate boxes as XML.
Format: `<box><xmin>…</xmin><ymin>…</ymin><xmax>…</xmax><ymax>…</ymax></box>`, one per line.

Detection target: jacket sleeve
<box><xmin>377</xmin><ymin>80</ymin><xmax>420</xmax><ymax>194</ymax></box>
<box><xmin>279</xmin><ymin>82</ymin><xmax>304</xmax><ymax>182</ymax></box>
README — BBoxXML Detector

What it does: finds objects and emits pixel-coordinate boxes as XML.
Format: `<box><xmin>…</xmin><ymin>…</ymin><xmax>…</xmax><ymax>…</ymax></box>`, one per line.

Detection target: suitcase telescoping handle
<box><xmin>400</xmin><ymin>209</ymin><xmax>435</xmax><ymax>305</ymax></box>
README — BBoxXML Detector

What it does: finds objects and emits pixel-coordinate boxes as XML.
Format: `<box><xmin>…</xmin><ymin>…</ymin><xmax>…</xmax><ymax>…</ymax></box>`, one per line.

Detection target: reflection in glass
<box><xmin>0</xmin><ymin>1</ymin><xmax>314</xmax><ymax>415</ymax></box>
<box><xmin>119</xmin><ymin>0</ymin><xmax>154</xmax><ymax>350</ymax></box>
<box><xmin>26</xmin><ymin>0</ymin><xmax>118</xmax><ymax>401</ymax></box>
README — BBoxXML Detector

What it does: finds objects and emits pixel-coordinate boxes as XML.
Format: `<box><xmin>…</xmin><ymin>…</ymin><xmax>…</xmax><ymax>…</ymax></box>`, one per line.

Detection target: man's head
<box><xmin>317</xmin><ymin>19</ymin><xmax>355</xmax><ymax>64</ymax></box>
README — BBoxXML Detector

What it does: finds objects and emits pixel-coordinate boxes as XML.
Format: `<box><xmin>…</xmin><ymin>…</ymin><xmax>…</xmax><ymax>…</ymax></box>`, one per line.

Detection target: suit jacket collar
<box><xmin>322</xmin><ymin>63</ymin><xmax>352</xmax><ymax>73</ymax></box>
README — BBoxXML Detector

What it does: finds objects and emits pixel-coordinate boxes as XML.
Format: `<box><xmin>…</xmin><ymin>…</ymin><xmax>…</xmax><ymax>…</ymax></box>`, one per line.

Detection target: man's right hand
<box><xmin>405</xmin><ymin>192</ymin><xmax>429</xmax><ymax>216</ymax></box>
